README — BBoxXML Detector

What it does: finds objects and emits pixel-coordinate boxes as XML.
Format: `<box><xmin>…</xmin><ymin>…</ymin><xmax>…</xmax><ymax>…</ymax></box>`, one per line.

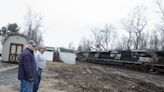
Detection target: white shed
<box><xmin>34</xmin><ymin>46</ymin><xmax>55</xmax><ymax>62</ymax></box>
<box><xmin>1</xmin><ymin>34</ymin><xmax>28</xmax><ymax>63</ymax></box>
<box><xmin>55</xmin><ymin>48</ymin><xmax>76</xmax><ymax>64</ymax></box>
<box><xmin>0</xmin><ymin>44</ymin><xmax>3</xmax><ymax>56</ymax></box>
<box><xmin>43</xmin><ymin>47</ymin><xmax>55</xmax><ymax>61</ymax></box>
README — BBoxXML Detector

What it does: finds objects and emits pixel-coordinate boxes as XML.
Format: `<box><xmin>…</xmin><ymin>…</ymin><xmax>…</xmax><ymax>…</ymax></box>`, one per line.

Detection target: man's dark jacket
<box><xmin>18</xmin><ymin>48</ymin><xmax>37</xmax><ymax>82</ymax></box>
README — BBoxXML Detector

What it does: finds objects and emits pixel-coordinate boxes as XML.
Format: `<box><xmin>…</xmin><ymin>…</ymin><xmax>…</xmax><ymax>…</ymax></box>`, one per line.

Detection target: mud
<box><xmin>0</xmin><ymin>61</ymin><xmax>164</xmax><ymax>92</ymax></box>
<box><xmin>42</xmin><ymin>61</ymin><xmax>164</xmax><ymax>92</ymax></box>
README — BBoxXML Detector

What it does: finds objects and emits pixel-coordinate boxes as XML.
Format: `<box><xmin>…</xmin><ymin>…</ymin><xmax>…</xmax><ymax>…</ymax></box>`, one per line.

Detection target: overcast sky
<box><xmin>0</xmin><ymin>0</ymin><xmax>162</xmax><ymax>49</ymax></box>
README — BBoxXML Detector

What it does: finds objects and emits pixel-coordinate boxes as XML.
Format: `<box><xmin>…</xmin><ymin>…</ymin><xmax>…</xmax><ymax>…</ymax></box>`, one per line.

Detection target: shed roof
<box><xmin>3</xmin><ymin>33</ymin><xmax>29</xmax><ymax>45</ymax></box>
<box><xmin>35</xmin><ymin>46</ymin><xmax>55</xmax><ymax>52</ymax></box>
<box><xmin>59</xmin><ymin>48</ymin><xmax>74</xmax><ymax>53</ymax></box>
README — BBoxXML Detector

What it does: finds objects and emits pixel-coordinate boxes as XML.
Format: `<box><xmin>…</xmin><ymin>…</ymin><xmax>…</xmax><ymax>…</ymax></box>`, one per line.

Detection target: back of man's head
<box><xmin>27</xmin><ymin>40</ymin><xmax>36</xmax><ymax>51</ymax></box>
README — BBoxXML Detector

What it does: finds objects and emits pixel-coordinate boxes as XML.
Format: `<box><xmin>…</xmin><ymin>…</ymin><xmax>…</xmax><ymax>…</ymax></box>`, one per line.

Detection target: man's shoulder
<box><xmin>21</xmin><ymin>48</ymin><xmax>30</xmax><ymax>55</ymax></box>
<box><xmin>35</xmin><ymin>51</ymin><xmax>40</xmax><ymax>56</ymax></box>
<box><xmin>35</xmin><ymin>51</ymin><xmax>39</xmax><ymax>55</ymax></box>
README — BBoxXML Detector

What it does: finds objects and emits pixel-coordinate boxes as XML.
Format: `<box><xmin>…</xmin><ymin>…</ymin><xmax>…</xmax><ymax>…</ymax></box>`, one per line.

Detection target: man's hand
<box><xmin>28</xmin><ymin>78</ymin><xmax>33</xmax><ymax>81</ymax></box>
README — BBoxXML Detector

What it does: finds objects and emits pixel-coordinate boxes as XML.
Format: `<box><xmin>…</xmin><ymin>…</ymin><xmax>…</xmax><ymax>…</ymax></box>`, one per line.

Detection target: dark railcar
<box><xmin>99</xmin><ymin>51</ymin><xmax>111</xmax><ymax>59</ymax></box>
<box><xmin>153</xmin><ymin>51</ymin><xmax>164</xmax><ymax>73</ymax></box>
<box><xmin>76</xmin><ymin>52</ymin><xmax>89</xmax><ymax>60</ymax></box>
<box><xmin>77</xmin><ymin>50</ymin><xmax>156</xmax><ymax>72</ymax></box>
<box><xmin>87</xmin><ymin>52</ymin><xmax>98</xmax><ymax>58</ymax></box>
<box><xmin>155</xmin><ymin>51</ymin><xmax>164</xmax><ymax>65</ymax></box>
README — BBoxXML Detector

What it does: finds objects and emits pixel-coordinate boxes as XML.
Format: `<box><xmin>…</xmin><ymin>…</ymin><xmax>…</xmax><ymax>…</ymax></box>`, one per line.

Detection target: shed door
<box><xmin>9</xmin><ymin>43</ymin><xmax>23</xmax><ymax>62</ymax></box>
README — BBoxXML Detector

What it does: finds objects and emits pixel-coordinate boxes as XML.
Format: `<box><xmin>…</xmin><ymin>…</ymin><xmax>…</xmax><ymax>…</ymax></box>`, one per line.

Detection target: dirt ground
<box><xmin>0</xmin><ymin>61</ymin><xmax>164</xmax><ymax>92</ymax></box>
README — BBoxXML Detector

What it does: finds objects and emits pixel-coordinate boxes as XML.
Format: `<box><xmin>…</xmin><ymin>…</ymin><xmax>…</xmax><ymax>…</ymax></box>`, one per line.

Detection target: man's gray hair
<box><xmin>26</xmin><ymin>44</ymin><xmax>33</xmax><ymax>48</ymax></box>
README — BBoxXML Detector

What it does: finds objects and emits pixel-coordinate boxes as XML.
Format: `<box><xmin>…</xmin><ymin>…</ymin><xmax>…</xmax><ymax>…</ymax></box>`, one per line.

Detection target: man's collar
<box><xmin>26</xmin><ymin>48</ymin><xmax>32</xmax><ymax>51</ymax></box>
<box><xmin>26</xmin><ymin>48</ymin><xmax>33</xmax><ymax>53</ymax></box>
<box><xmin>38</xmin><ymin>51</ymin><xmax>43</xmax><ymax>54</ymax></box>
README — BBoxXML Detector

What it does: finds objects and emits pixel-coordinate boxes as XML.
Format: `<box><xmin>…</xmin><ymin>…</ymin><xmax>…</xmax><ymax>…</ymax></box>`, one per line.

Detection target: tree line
<box><xmin>77</xmin><ymin>0</ymin><xmax>164</xmax><ymax>56</ymax></box>
<box><xmin>0</xmin><ymin>8</ymin><xmax>45</xmax><ymax>45</ymax></box>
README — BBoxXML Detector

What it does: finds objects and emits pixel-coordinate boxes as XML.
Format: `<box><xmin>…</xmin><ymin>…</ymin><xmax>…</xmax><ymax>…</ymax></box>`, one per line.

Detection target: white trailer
<box><xmin>55</xmin><ymin>48</ymin><xmax>76</xmax><ymax>64</ymax></box>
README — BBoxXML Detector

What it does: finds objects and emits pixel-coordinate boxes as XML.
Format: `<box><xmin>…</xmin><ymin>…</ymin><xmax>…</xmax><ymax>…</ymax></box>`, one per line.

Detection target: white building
<box><xmin>0</xmin><ymin>44</ymin><xmax>3</xmax><ymax>56</ymax></box>
<box><xmin>34</xmin><ymin>46</ymin><xmax>55</xmax><ymax>62</ymax></box>
<box><xmin>55</xmin><ymin>48</ymin><xmax>76</xmax><ymax>64</ymax></box>
<box><xmin>1</xmin><ymin>34</ymin><xmax>28</xmax><ymax>62</ymax></box>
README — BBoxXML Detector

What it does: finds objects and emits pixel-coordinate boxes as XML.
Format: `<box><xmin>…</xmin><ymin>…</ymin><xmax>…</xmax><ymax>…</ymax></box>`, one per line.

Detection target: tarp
<box><xmin>58</xmin><ymin>48</ymin><xmax>76</xmax><ymax>64</ymax></box>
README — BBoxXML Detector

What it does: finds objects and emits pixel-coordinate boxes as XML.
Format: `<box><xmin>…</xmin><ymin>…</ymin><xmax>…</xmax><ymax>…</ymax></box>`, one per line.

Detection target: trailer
<box><xmin>80</xmin><ymin>50</ymin><xmax>153</xmax><ymax>71</ymax></box>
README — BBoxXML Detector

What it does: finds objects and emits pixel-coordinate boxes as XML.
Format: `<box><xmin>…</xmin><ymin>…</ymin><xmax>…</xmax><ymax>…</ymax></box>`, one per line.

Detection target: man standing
<box><xmin>33</xmin><ymin>45</ymin><xmax>46</xmax><ymax>92</ymax></box>
<box><xmin>18</xmin><ymin>40</ymin><xmax>37</xmax><ymax>92</ymax></box>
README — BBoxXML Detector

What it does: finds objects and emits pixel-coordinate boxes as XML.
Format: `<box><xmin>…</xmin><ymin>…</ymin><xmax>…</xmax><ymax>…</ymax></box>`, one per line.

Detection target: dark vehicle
<box><xmin>78</xmin><ymin>50</ymin><xmax>154</xmax><ymax>72</ymax></box>
<box><xmin>154</xmin><ymin>51</ymin><xmax>164</xmax><ymax>73</ymax></box>
<box><xmin>76</xmin><ymin>52</ymin><xmax>89</xmax><ymax>60</ymax></box>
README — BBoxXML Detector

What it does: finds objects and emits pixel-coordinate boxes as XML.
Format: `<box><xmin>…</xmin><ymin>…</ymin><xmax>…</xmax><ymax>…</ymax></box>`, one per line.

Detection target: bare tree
<box><xmin>139</xmin><ymin>33</ymin><xmax>149</xmax><ymax>50</ymax></box>
<box><xmin>79</xmin><ymin>37</ymin><xmax>91</xmax><ymax>52</ymax></box>
<box><xmin>89</xmin><ymin>24</ymin><xmax>117</xmax><ymax>51</ymax></box>
<box><xmin>114</xmin><ymin>35</ymin><xmax>127</xmax><ymax>50</ymax></box>
<box><xmin>120</xmin><ymin>16</ymin><xmax>134</xmax><ymax>50</ymax></box>
<box><xmin>153</xmin><ymin>31</ymin><xmax>159</xmax><ymax>51</ymax></box>
<box><xmin>159</xmin><ymin>29</ymin><xmax>164</xmax><ymax>50</ymax></box>
<box><xmin>77</xmin><ymin>44</ymin><xmax>83</xmax><ymax>52</ymax></box>
<box><xmin>155</xmin><ymin>0</ymin><xmax>164</xmax><ymax>50</ymax></box>
<box><xmin>23</xmin><ymin>8</ymin><xmax>45</xmax><ymax>45</ymax></box>
<box><xmin>68</xmin><ymin>41</ymin><xmax>76</xmax><ymax>51</ymax></box>
<box><xmin>155</xmin><ymin>0</ymin><xmax>164</xmax><ymax>22</ymax></box>
<box><xmin>129</xmin><ymin>5</ymin><xmax>148</xmax><ymax>50</ymax></box>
